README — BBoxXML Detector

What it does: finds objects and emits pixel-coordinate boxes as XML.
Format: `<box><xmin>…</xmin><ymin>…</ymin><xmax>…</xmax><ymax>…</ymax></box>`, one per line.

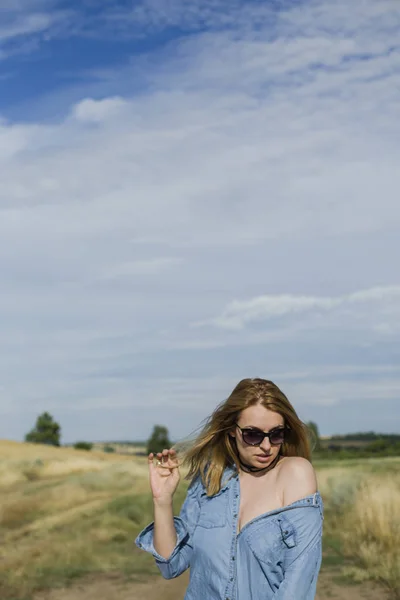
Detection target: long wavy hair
<box><xmin>181</xmin><ymin>378</ymin><xmax>312</xmax><ymax>496</ymax></box>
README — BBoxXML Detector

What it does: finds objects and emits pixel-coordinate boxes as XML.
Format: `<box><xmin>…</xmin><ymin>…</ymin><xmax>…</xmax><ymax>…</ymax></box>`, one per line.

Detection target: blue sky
<box><xmin>1</xmin><ymin>0</ymin><xmax>399</xmax><ymax>444</ymax></box>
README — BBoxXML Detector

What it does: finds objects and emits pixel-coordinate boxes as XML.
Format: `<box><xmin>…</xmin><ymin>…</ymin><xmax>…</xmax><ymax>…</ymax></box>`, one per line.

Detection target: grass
<box><xmin>316</xmin><ymin>455</ymin><xmax>400</xmax><ymax>598</ymax></box>
<box><xmin>0</xmin><ymin>440</ymin><xmax>399</xmax><ymax>599</ymax></box>
<box><xmin>0</xmin><ymin>439</ymin><xmax>155</xmax><ymax>599</ymax></box>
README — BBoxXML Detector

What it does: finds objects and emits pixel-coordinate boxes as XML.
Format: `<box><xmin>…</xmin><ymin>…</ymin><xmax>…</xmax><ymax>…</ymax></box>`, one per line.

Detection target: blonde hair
<box><xmin>182</xmin><ymin>378</ymin><xmax>312</xmax><ymax>496</ymax></box>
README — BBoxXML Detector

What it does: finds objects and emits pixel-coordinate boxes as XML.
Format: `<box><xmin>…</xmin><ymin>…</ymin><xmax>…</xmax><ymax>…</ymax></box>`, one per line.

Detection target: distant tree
<box><xmin>327</xmin><ymin>444</ymin><xmax>341</xmax><ymax>452</ymax></box>
<box><xmin>103</xmin><ymin>445</ymin><xmax>115</xmax><ymax>453</ymax></box>
<box><xmin>365</xmin><ymin>438</ymin><xmax>389</xmax><ymax>453</ymax></box>
<box><xmin>147</xmin><ymin>425</ymin><xmax>171</xmax><ymax>455</ymax></box>
<box><xmin>25</xmin><ymin>412</ymin><xmax>61</xmax><ymax>447</ymax></box>
<box><xmin>331</xmin><ymin>431</ymin><xmax>377</xmax><ymax>441</ymax></box>
<box><xmin>74</xmin><ymin>441</ymin><xmax>93</xmax><ymax>451</ymax></box>
<box><xmin>306</xmin><ymin>421</ymin><xmax>322</xmax><ymax>452</ymax></box>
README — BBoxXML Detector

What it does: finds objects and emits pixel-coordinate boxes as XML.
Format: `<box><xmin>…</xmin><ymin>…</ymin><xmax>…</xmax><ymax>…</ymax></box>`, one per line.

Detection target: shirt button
<box><xmin>233</xmin><ymin>513</ymin><xmax>237</xmax><ymax>518</ymax></box>
<box><xmin>232</xmin><ymin>556</ymin><xmax>235</xmax><ymax>560</ymax></box>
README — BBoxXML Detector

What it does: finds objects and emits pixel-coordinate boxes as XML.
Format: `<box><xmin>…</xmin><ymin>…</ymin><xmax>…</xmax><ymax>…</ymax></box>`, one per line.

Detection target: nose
<box><xmin>259</xmin><ymin>437</ymin><xmax>271</xmax><ymax>453</ymax></box>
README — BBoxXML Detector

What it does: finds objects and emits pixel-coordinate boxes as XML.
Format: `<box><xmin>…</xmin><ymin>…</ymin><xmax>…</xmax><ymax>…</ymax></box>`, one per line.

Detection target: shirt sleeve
<box><xmin>134</xmin><ymin>477</ymin><xmax>202</xmax><ymax>579</ymax></box>
<box><xmin>271</xmin><ymin>504</ymin><xmax>324</xmax><ymax>600</ymax></box>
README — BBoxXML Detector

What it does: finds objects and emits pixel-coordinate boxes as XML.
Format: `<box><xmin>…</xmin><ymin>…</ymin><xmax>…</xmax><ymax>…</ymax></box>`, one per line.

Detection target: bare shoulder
<box><xmin>278</xmin><ymin>456</ymin><xmax>318</xmax><ymax>505</ymax></box>
<box><xmin>279</xmin><ymin>455</ymin><xmax>316</xmax><ymax>477</ymax></box>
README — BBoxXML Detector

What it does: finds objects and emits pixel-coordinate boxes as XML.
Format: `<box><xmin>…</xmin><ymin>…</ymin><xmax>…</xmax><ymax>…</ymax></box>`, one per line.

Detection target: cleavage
<box><xmin>237</xmin><ymin>476</ymin><xmax>283</xmax><ymax>534</ymax></box>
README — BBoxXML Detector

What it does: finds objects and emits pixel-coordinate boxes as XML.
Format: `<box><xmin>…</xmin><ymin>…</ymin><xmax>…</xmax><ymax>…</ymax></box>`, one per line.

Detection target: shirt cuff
<box><xmin>135</xmin><ymin>517</ymin><xmax>190</xmax><ymax>563</ymax></box>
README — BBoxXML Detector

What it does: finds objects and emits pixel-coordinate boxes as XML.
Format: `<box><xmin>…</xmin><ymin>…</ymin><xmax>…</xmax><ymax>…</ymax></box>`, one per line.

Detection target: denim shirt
<box><xmin>135</xmin><ymin>466</ymin><xmax>324</xmax><ymax>600</ymax></box>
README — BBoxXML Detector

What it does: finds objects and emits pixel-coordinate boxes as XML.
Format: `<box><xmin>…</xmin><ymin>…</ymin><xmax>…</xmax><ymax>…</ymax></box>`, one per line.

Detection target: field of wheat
<box><xmin>0</xmin><ymin>440</ymin><xmax>399</xmax><ymax>600</ymax></box>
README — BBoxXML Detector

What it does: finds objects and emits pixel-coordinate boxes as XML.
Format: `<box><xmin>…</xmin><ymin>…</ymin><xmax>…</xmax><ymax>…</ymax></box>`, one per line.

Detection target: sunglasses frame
<box><xmin>234</xmin><ymin>423</ymin><xmax>289</xmax><ymax>446</ymax></box>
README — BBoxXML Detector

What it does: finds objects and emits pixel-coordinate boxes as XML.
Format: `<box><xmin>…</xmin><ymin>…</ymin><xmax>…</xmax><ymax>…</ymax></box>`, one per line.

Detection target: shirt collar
<box><xmin>199</xmin><ymin>463</ymin><xmax>238</xmax><ymax>497</ymax></box>
<box><xmin>220</xmin><ymin>464</ymin><xmax>238</xmax><ymax>491</ymax></box>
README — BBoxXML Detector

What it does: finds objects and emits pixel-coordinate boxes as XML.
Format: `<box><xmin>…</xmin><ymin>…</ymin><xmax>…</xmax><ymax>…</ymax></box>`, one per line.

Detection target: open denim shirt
<box><xmin>135</xmin><ymin>466</ymin><xmax>324</xmax><ymax>600</ymax></box>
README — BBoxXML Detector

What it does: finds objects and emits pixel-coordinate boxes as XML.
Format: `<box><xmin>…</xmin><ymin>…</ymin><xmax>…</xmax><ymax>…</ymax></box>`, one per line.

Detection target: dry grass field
<box><xmin>316</xmin><ymin>456</ymin><xmax>400</xmax><ymax>597</ymax></box>
<box><xmin>89</xmin><ymin>442</ymin><xmax>146</xmax><ymax>456</ymax></box>
<box><xmin>0</xmin><ymin>440</ymin><xmax>399</xmax><ymax>600</ymax></box>
<box><xmin>0</xmin><ymin>439</ymin><xmax>163</xmax><ymax>600</ymax></box>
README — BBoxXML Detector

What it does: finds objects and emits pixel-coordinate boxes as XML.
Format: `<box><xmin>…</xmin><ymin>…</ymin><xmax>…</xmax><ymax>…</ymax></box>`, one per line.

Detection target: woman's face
<box><xmin>230</xmin><ymin>403</ymin><xmax>285</xmax><ymax>469</ymax></box>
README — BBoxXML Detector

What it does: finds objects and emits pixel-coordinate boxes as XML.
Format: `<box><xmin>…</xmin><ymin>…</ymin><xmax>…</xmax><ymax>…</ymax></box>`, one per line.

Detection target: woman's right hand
<box><xmin>148</xmin><ymin>448</ymin><xmax>181</xmax><ymax>505</ymax></box>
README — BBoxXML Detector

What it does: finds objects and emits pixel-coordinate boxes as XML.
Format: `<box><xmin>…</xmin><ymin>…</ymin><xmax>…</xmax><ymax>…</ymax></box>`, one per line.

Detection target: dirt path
<box><xmin>36</xmin><ymin>562</ymin><xmax>391</xmax><ymax>600</ymax></box>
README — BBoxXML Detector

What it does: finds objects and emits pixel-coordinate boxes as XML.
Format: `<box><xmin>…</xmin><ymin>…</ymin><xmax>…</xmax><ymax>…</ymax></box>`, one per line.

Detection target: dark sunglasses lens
<box><xmin>242</xmin><ymin>430</ymin><xmax>264</xmax><ymax>445</ymax></box>
<box><xmin>270</xmin><ymin>429</ymin><xmax>285</xmax><ymax>444</ymax></box>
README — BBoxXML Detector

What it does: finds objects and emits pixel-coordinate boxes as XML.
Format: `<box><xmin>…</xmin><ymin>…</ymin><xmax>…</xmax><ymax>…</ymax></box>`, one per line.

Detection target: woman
<box><xmin>136</xmin><ymin>378</ymin><xmax>324</xmax><ymax>599</ymax></box>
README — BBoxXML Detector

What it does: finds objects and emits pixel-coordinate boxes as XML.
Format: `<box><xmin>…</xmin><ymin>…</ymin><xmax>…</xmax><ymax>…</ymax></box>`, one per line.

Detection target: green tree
<box><xmin>103</xmin><ymin>445</ymin><xmax>115</xmax><ymax>453</ymax></box>
<box><xmin>74</xmin><ymin>441</ymin><xmax>93</xmax><ymax>451</ymax></box>
<box><xmin>147</xmin><ymin>425</ymin><xmax>171</xmax><ymax>455</ymax></box>
<box><xmin>25</xmin><ymin>412</ymin><xmax>61</xmax><ymax>446</ymax></box>
<box><xmin>365</xmin><ymin>438</ymin><xmax>389</xmax><ymax>453</ymax></box>
<box><xmin>306</xmin><ymin>421</ymin><xmax>321</xmax><ymax>452</ymax></box>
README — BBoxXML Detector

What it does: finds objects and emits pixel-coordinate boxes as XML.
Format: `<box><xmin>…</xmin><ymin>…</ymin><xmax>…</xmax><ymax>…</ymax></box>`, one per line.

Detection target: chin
<box><xmin>253</xmin><ymin>453</ymin><xmax>276</xmax><ymax>464</ymax></box>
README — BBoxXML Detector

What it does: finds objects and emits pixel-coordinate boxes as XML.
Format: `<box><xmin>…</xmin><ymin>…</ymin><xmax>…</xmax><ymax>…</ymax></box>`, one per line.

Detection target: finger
<box><xmin>160</xmin><ymin>450</ymin><xmax>173</xmax><ymax>464</ymax></box>
<box><xmin>153</xmin><ymin>450</ymin><xmax>181</xmax><ymax>469</ymax></box>
<box><xmin>163</xmin><ymin>449</ymin><xmax>171</xmax><ymax>460</ymax></box>
<box><xmin>155</xmin><ymin>452</ymin><xmax>166</xmax><ymax>468</ymax></box>
<box><xmin>157</xmin><ymin>459</ymin><xmax>181</xmax><ymax>470</ymax></box>
<box><xmin>147</xmin><ymin>453</ymin><xmax>156</xmax><ymax>472</ymax></box>
<box><xmin>167</xmin><ymin>448</ymin><xmax>179</xmax><ymax>463</ymax></box>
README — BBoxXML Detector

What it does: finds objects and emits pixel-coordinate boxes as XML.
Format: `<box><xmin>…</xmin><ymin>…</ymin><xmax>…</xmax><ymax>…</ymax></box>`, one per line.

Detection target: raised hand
<box><xmin>148</xmin><ymin>448</ymin><xmax>181</xmax><ymax>505</ymax></box>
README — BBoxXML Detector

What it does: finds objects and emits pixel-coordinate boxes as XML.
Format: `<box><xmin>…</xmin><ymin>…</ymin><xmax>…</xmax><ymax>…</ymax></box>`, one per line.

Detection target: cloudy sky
<box><xmin>1</xmin><ymin>0</ymin><xmax>399</xmax><ymax>444</ymax></box>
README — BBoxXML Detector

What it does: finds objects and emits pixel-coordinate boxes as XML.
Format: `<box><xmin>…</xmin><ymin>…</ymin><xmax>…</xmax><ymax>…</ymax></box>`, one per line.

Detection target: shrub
<box><xmin>103</xmin><ymin>445</ymin><xmax>115</xmax><ymax>453</ymax></box>
<box><xmin>73</xmin><ymin>442</ymin><xmax>93</xmax><ymax>451</ymax></box>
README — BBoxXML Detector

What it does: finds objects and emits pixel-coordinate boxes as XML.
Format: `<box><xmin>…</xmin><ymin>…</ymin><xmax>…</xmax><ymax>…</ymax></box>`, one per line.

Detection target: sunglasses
<box><xmin>235</xmin><ymin>423</ymin><xmax>288</xmax><ymax>446</ymax></box>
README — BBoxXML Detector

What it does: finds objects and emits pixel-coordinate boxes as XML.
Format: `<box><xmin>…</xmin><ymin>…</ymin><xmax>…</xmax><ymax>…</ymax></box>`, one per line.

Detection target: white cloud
<box><xmin>0</xmin><ymin>120</ymin><xmax>43</xmax><ymax>160</ymax></box>
<box><xmin>281</xmin><ymin>376</ymin><xmax>400</xmax><ymax>408</ymax></box>
<box><xmin>71</xmin><ymin>97</ymin><xmax>129</xmax><ymax>123</ymax></box>
<box><xmin>0</xmin><ymin>2</ymin><xmax>72</xmax><ymax>59</ymax></box>
<box><xmin>96</xmin><ymin>257</ymin><xmax>183</xmax><ymax>280</ymax></box>
<box><xmin>206</xmin><ymin>286</ymin><xmax>400</xmax><ymax>330</ymax></box>
<box><xmin>2</xmin><ymin>369</ymin><xmax>398</xmax><ymax>418</ymax></box>
<box><xmin>0</xmin><ymin>13</ymin><xmax>53</xmax><ymax>42</ymax></box>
